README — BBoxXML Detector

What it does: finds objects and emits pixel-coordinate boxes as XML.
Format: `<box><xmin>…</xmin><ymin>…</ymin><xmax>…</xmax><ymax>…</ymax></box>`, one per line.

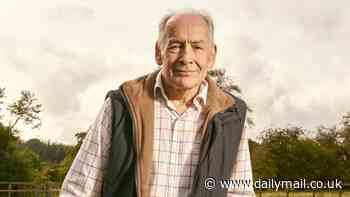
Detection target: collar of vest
<box><xmin>120</xmin><ymin>69</ymin><xmax>235</xmax><ymax>197</ymax></box>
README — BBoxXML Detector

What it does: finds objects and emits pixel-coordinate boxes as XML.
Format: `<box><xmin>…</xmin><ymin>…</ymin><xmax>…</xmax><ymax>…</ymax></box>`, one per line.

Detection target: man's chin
<box><xmin>173</xmin><ymin>81</ymin><xmax>200</xmax><ymax>91</ymax></box>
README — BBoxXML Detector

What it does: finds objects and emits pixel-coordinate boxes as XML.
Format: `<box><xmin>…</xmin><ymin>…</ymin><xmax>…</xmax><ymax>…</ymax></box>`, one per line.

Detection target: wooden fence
<box><xmin>256</xmin><ymin>190</ymin><xmax>350</xmax><ymax>197</ymax></box>
<box><xmin>255</xmin><ymin>182</ymin><xmax>350</xmax><ymax>197</ymax></box>
<box><xmin>0</xmin><ymin>182</ymin><xmax>349</xmax><ymax>197</ymax></box>
<box><xmin>0</xmin><ymin>182</ymin><xmax>60</xmax><ymax>197</ymax></box>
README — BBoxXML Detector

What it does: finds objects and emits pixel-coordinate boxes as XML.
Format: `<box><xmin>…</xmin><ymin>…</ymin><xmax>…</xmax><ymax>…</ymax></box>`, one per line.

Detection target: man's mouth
<box><xmin>176</xmin><ymin>70</ymin><xmax>195</xmax><ymax>72</ymax></box>
<box><xmin>174</xmin><ymin>70</ymin><xmax>197</xmax><ymax>76</ymax></box>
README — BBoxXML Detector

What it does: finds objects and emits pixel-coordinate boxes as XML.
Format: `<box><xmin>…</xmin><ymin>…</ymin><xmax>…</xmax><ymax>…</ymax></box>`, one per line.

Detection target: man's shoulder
<box><xmin>105</xmin><ymin>70</ymin><xmax>159</xmax><ymax>103</ymax></box>
<box><xmin>223</xmin><ymin>91</ymin><xmax>248</xmax><ymax>121</ymax></box>
<box><xmin>123</xmin><ymin>70</ymin><xmax>159</xmax><ymax>85</ymax></box>
<box><xmin>120</xmin><ymin>70</ymin><xmax>159</xmax><ymax>99</ymax></box>
<box><xmin>225</xmin><ymin>92</ymin><xmax>247</xmax><ymax>110</ymax></box>
<box><xmin>105</xmin><ymin>89</ymin><xmax>122</xmax><ymax>100</ymax></box>
<box><xmin>104</xmin><ymin>89</ymin><xmax>128</xmax><ymax>110</ymax></box>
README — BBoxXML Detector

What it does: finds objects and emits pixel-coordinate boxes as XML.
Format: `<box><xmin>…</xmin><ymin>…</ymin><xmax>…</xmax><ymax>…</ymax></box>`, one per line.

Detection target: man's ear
<box><xmin>155</xmin><ymin>42</ymin><xmax>163</xmax><ymax>66</ymax></box>
<box><xmin>208</xmin><ymin>44</ymin><xmax>217</xmax><ymax>69</ymax></box>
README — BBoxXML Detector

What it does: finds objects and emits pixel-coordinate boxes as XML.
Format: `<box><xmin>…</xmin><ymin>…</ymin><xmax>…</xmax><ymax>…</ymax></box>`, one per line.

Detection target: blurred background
<box><xmin>1</xmin><ymin>0</ymin><xmax>349</xmax><ymax>196</ymax></box>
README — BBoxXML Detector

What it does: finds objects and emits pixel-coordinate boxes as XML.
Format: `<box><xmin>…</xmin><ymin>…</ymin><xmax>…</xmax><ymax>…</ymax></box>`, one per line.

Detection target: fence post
<box><xmin>45</xmin><ymin>183</ymin><xmax>52</xmax><ymax>197</ymax></box>
<box><xmin>35</xmin><ymin>184</ymin><xmax>39</xmax><ymax>197</ymax></box>
<box><xmin>7</xmin><ymin>183</ymin><xmax>11</xmax><ymax>197</ymax></box>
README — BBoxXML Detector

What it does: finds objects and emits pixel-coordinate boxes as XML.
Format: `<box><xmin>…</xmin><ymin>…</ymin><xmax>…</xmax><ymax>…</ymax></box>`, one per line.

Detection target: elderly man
<box><xmin>60</xmin><ymin>9</ymin><xmax>255</xmax><ymax>197</ymax></box>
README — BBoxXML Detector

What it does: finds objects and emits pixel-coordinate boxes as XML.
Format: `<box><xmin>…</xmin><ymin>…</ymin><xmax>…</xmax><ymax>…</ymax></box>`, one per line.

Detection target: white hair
<box><xmin>157</xmin><ymin>8</ymin><xmax>215</xmax><ymax>49</ymax></box>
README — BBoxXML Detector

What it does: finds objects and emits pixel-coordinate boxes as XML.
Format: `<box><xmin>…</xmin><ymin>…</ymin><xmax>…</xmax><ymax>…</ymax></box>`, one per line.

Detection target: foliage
<box><xmin>0</xmin><ymin>88</ymin><xmax>5</xmax><ymax>101</ymax></box>
<box><xmin>0</xmin><ymin>122</ymin><xmax>71</xmax><ymax>183</ymax></box>
<box><xmin>341</xmin><ymin>112</ymin><xmax>350</xmax><ymax>157</ymax></box>
<box><xmin>23</xmin><ymin>138</ymin><xmax>67</xmax><ymax>164</ymax></box>
<box><xmin>249</xmin><ymin>139</ymin><xmax>277</xmax><ymax>180</ymax></box>
<box><xmin>0</xmin><ymin>88</ymin><xmax>5</xmax><ymax>120</ymax></box>
<box><xmin>208</xmin><ymin>68</ymin><xmax>254</xmax><ymax>127</ymax></box>
<box><xmin>340</xmin><ymin>112</ymin><xmax>350</xmax><ymax>182</ymax></box>
<box><xmin>74</xmin><ymin>131</ymin><xmax>87</xmax><ymax>149</ymax></box>
<box><xmin>0</xmin><ymin>122</ymin><xmax>12</xmax><ymax>152</ymax></box>
<box><xmin>1</xmin><ymin>87</ymin><xmax>350</xmax><ymax>187</ymax></box>
<box><xmin>20</xmin><ymin>138</ymin><xmax>75</xmax><ymax>183</ymax></box>
<box><xmin>208</xmin><ymin>69</ymin><xmax>241</xmax><ymax>94</ymax></box>
<box><xmin>0</xmin><ymin>124</ymin><xmax>41</xmax><ymax>181</ymax></box>
<box><xmin>57</xmin><ymin>131</ymin><xmax>87</xmax><ymax>182</ymax></box>
<box><xmin>7</xmin><ymin>90</ymin><xmax>43</xmax><ymax>133</ymax></box>
<box><xmin>33</xmin><ymin>162</ymin><xmax>62</xmax><ymax>183</ymax></box>
<box><xmin>250</xmin><ymin>120</ymin><xmax>350</xmax><ymax>183</ymax></box>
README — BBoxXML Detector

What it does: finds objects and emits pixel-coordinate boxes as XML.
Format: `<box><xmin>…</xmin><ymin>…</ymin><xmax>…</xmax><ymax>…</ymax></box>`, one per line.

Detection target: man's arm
<box><xmin>60</xmin><ymin>98</ymin><xmax>112</xmax><ymax>197</ymax></box>
<box><xmin>227</xmin><ymin>127</ymin><xmax>256</xmax><ymax>197</ymax></box>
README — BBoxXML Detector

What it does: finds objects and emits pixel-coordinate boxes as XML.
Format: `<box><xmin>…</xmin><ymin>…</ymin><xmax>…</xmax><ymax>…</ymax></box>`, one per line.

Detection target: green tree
<box><xmin>339</xmin><ymin>112</ymin><xmax>350</xmax><ymax>182</ymax></box>
<box><xmin>249</xmin><ymin>139</ymin><xmax>278</xmax><ymax>179</ymax></box>
<box><xmin>7</xmin><ymin>90</ymin><xmax>42</xmax><ymax>134</ymax></box>
<box><xmin>0</xmin><ymin>88</ymin><xmax>5</xmax><ymax>101</ymax></box>
<box><xmin>0</xmin><ymin>122</ymin><xmax>12</xmax><ymax>152</ymax></box>
<box><xmin>315</xmin><ymin>126</ymin><xmax>340</xmax><ymax>150</ymax></box>
<box><xmin>340</xmin><ymin>112</ymin><xmax>350</xmax><ymax>158</ymax></box>
<box><xmin>33</xmin><ymin>162</ymin><xmax>62</xmax><ymax>183</ymax></box>
<box><xmin>0</xmin><ymin>88</ymin><xmax>43</xmax><ymax>182</ymax></box>
<box><xmin>314</xmin><ymin>118</ymin><xmax>350</xmax><ymax>182</ymax></box>
<box><xmin>208</xmin><ymin>69</ymin><xmax>254</xmax><ymax>127</ymax></box>
<box><xmin>208</xmin><ymin>69</ymin><xmax>241</xmax><ymax>94</ymax></box>
<box><xmin>23</xmin><ymin>138</ymin><xmax>67</xmax><ymax>164</ymax></box>
<box><xmin>0</xmin><ymin>124</ymin><xmax>41</xmax><ymax>181</ymax></box>
<box><xmin>257</xmin><ymin>127</ymin><xmax>343</xmax><ymax>181</ymax></box>
<box><xmin>57</xmin><ymin>131</ymin><xmax>86</xmax><ymax>182</ymax></box>
<box><xmin>0</xmin><ymin>88</ymin><xmax>5</xmax><ymax>120</ymax></box>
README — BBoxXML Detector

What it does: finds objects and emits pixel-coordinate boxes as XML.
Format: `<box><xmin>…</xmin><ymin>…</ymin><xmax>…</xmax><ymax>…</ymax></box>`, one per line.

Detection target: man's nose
<box><xmin>180</xmin><ymin>42</ymin><xmax>195</xmax><ymax>65</ymax></box>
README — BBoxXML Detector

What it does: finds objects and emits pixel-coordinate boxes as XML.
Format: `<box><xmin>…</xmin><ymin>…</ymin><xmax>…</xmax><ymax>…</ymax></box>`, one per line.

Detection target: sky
<box><xmin>1</xmin><ymin>0</ymin><xmax>349</xmax><ymax>145</ymax></box>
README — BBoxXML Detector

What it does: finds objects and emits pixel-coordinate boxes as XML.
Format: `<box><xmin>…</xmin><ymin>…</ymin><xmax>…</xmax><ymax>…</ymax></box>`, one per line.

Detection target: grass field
<box><xmin>0</xmin><ymin>191</ymin><xmax>349</xmax><ymax>197</ymax></box>
<box><xmin>256</xmin><ymin>191</ymin><xmax>350</xmax><ymax>197</ymax></box>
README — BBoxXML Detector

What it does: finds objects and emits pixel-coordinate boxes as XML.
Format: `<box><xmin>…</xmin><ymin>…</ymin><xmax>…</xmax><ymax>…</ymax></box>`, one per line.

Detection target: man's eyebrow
<box><xmin>168</xmin><ymin>39</ymin><xmax>183</xmax><ymax>44</ymax></box>
<box><xmin>168</xmin><ymin>40</ymin><xmax>205</xmax><ymax>44</ymax></box>
<box><xmin>190</xmin><ymin>40</ymin><xmax>205</xmax><ymax>44</ymax></box>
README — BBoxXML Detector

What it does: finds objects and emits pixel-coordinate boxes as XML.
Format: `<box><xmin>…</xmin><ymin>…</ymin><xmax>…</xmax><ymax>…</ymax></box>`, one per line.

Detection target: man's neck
<box><xmin>162</xmin><ymin>78</ymin><xmax>200</xmax><ymax>114</ymax></box>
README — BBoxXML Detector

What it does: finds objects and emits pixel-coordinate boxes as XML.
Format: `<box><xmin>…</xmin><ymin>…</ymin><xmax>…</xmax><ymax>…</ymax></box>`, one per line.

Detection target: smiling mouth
<box><xmin>174</xmin><ymin>70</ymin><xmax>197</xmax><ymax>73</ymax></box>
<box><xmin>174</xmin><ymin>70</ymin><xmax>197</xmax><ymax>76</ymax></box>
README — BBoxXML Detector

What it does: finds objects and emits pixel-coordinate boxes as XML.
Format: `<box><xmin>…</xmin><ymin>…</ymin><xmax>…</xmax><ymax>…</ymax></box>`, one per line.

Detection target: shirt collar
<box><xmin>154</xmin><ymin>69</ymin><xmax>208</xmax><ymax>110</ymax></box>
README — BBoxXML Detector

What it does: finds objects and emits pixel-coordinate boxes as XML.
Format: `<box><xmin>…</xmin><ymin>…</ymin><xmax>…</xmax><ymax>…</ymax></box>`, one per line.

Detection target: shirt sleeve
<box><xmin>60</xmin><ymin>98</ymin><xmax>112</xmax><ymax>197</ymax></box>
<box><xmin>226</xmin><ymin>127</ymin><xmax>256</xmax><ymax>197</ymax></box>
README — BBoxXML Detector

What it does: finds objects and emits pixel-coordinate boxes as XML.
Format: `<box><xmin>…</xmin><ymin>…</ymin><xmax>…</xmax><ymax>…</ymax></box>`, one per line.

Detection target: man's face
<box><xmin>156</xmin><ymin>14</ymin><xmax>216</xmax><ymax>91</ymax></box>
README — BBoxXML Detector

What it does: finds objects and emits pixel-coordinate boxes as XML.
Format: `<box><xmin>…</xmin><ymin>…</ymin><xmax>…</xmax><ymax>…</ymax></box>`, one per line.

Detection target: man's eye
<box><xmin>193</xmin><ymin>46</ymin><xmax>203</xmax><ymax>50</ymax></box>
<box><xmin>169</xmin><ymin>45</ymin><xmax>180</xmax><ymax>49</ymax></box>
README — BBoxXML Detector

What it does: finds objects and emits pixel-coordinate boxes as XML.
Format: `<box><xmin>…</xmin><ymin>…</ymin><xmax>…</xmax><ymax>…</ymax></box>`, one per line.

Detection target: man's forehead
<box><xmin>166</xmin><ymin>13</ymin><xmax>208</xmax><ymax>27</ymax></box>
<box><xmin>165</xmin><ymin>14</ymin><xmax>210</xmax><ymax>39</ymax></box>
<box><xmin>168</xmin><ymin>39</ymin><xmax>206</xmax><ymax>44</ymax></box>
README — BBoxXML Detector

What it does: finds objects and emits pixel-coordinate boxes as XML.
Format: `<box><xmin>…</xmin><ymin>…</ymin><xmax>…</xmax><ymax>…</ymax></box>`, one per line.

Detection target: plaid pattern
<box><xmin>227</xmin><ymin>127</ymin><xmax>256</xmax><ymax>196</ymax></box>
<box><xmin>149</xmin><ymin>73</ymin><xmax>207</xmax><ymax>197</ymax></box>
<box><xmin>151</xmin><ymin>72</ymin><xmax>255</xmax><ymax>197</ymax></box>
<box><xmin>60</xmin><ymin>98</ymin><xmax>112</xmax><ymax>197</ymax></box>
<box><xmin>60</xmin><ymin>73</ymin><xmax>255</xmax><ymax>197</ymax></box>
